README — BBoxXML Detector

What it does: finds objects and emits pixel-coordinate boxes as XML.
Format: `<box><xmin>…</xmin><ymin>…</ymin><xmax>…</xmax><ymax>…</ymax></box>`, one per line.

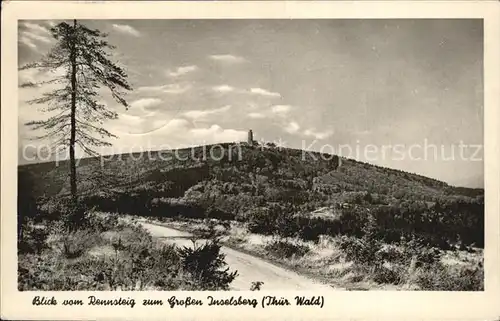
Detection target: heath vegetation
<box><xmin>19</xmin><ymin>142</ymin><xmax>483</xmax><ymax>290</ymax></box>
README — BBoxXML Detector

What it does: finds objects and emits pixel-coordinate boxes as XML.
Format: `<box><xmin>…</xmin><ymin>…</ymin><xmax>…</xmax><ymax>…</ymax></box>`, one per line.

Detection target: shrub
<box><xmin>38</xmin><ymin>196</ymin><xmax>71</xmax><ymax>219</ymax></box>
<box><xmin>337</xmin><ymin>207</ymin><xmax>369</xmax><ymax>237</ymax></box>
<box><xmin>374</xmin><ymin>244</ymin><xmax>406</xmax><ymax>263</ymax></box>
<box><xmin>18</xmin><ymin>224</ymin><xmax>49</xmax><ymax>254</ymax></box>
<box><xmin>205</xmin><ymin>206</ymin><xmax>235</xmax><ymax>221</ymax></box>
<box><xmin>64</xmin><ymin>201</ymin><xmax>88</xmax><ymax>231</ymax></box>
<box><xmin>247</xmin><ymin>207</ymin><xmax>276</xmax><ymax>235</ymax></box>
<box><xmin>296</xmin><ymin>216</ymin><xmax>342</xmax><ymax>241</ymax></box>
<box><xmin>19</xmin><ymin>250</ymin><xmax>183</xmax><ymax>291</ymax></box>
<box><xmin>19</xmin><ymin>229</ymin><xmax>237</xmax><ymax>291</ymax></box>
<box><xmin>39</xmin><ymin>197</ymin><xmax>89</xmax><ymax>230</ymax></box>
<box><xmin>399</xmin><ymin>236</ymin><xmax>442</xmax><ymax>267</ymax></box>
<box><xmin>18</xmin><ymin>253</ymin><xmax>67</xmax><ymax>291</ymax></box>
<box><xmin>250</xmin><ymin>281</ymin><xmax>264</xmax><ymax>291</ymax></box>
<box><xmin>264</xmin><ymin>239</ymin><xmax>310</xmax><ymax>259</ymax></box>
<box><xmin>58</xmin><ymin>229</ymin><xmax>101</xmax><ymax>259</ymax></box>
<box><xmin>107</xmin><ymin>224</ymin><xmax>154</xmax><ymax>252</ymax></box>
<box><xmin>177</xmin><ymin>239</ymin><xmax>238</xmax><ymax>290</ymax></box>
<box><xmin>415</xmin><ymin>263</ymin><xmax>483</xmax><ymax>291</ymax></box>
<box><xmin>83</xmin><ymin>211</ymin><xmax>120</xmax><ymax>232</ymax></box>
<box><xmin>104</xmin><ymin>242</ymin><xmax>183</xmax><ymax>290</ymax></box>
<box><xmin>339</xmin><ymin>235</ymin><xmax>382</xmax><ymax>264</ymax></box>
<box><xmin>247</xmin><ymin>204</ymin><xmax>297</xmax><ymax>237</ymax></box>
<box><xmin>194</xmin><ymin>218</ymin><xmax>229</xmax><ymax>240</ymax></box>
<box><xmin>372</xmin><ymin>264</ymin><xmax>405</xmax><ymax>285</ymax></box>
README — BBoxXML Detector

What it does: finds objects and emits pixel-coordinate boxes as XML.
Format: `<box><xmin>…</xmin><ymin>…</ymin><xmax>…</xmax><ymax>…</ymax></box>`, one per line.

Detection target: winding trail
<box><xmin>138</xmin><ymin>221</ymin><xmax>333</xmax><ymax>291</ymax></box>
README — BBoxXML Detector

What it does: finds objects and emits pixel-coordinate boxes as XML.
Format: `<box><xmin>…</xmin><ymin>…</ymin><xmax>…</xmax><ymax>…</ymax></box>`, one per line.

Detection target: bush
<box><xmin>247</xmin><ymin>204</ymin><xmax>297</xmax><ymax>237</ymax></box>
<box><xmin>374</xmin><ymin>244</ymin><xmax>406</xmax><ymax>263</ymax></box>
<box><xmin>338</xmin><ymin>232</ymin><xmax>477</xmax><ymax>289</ymax></box>
<box><xmin>19</xmin><ymin>222</ymin><xmax>238</xmax><ymax>291</ymax></box>
<box><xmin>193</xmin><ymin>219</ymin><xmax>229</xmax><ymax>240</ymax></box>
<box><xmin>372</xmin><ymin>238</ymin><xmax>442</xmax><ymax>269</ymax></box>
<box><xmin>339</xmin><ymin>235</ymin><xmax>382</xmax><ymax>264</ymax></box>
<box><xmin>96</xmin><ymin>242</ymin><xmax>184</xmax><ymax>290</ymax></box>
<box><xmin>177</xmin><ymin>239</ymin><xmax>238</xmax><ymax>290</ymax></box>
<box><xmin>18</xmin><ymin>224</ymin><xmax>49</xmax><ymax>255</ymax></box>
<box><xmin>337</xmin><ymin>207</ymin><xmax>369</xmax><ymax>237</ymax></box>
<box><xmin>372</xmin><ymin>264</ymin><xmax>405</xmax><ymax>285</ymax></box>
<box><xmin>399</xmin><ymin>236</ymin><xmax>442</xmax><ymax>267</ymax></box>
<box><xmin>296</xmin><ymin>216</ymin><xmax>342</xmax><ymax>241</ymax></box>
<box><xmin>39</xmin><ymin>196</ymin><xmax>73</xmax><ymax>221</ymax></box>
<box><xmin>247</xmin><ymin>207</ymin><xmax>276</xmax><ymax>235</ymax></box>
<box><xmin>415</xmin><ymin>263</ymin><xmax>483</xmax><ymax>291</ymax></box>
<box><xmin>250</xmin><ymin>281</ymin><xmax>264</xmax><ymax>291</ymax></box>
<box><xmin>18</xmin><ymin>254</ymin><xmax>66</xmax><ymax>291</ymax></box>
<box><xmin>205</xmin><ymin>206</ymin><xmax>235</xmax><ymax>221</ymax></box>
<box><xmin>19</xmin><ymin>246</ymin><xmax>184</xmax><ymax>291</ymax></box>
<box><xmin>83</xmin><ymin>211</ymin><xmax>120</xmax><ymax>232</ymax></box>
<box><xmin>64</xmin><ymin>201</ymin><xmax>88</xmax><ymax>231</ymax></box>
<box><xmin>58</xmin><ymin>229</ymin><xmax>101</xmax><ymax>259</ymax></box>
<box><xmin>264</xmin><ymin>239</ymin><xmax>310</xmax><ymax>259</ymax></box>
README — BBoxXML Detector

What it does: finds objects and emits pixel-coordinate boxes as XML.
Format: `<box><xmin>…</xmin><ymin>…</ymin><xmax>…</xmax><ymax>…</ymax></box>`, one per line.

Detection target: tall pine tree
<box><xmin>20</xmin><ymin>20</ymin><xmax>132</xmax><ymax>222</ymax></box>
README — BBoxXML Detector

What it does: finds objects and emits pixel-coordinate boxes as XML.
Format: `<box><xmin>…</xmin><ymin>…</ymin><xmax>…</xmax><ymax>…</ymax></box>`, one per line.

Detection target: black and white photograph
<box><xmin>14</xmin><ymin>16</ymin><xmax>486</xmax><ymax>293</ymax></box>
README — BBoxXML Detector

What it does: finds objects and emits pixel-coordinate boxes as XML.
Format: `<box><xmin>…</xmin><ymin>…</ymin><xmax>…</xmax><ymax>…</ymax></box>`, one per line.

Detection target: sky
<box><xmin>18</xmin><ymin>19</ymin><xmax>484</xmax><ymax>188</ymax></box>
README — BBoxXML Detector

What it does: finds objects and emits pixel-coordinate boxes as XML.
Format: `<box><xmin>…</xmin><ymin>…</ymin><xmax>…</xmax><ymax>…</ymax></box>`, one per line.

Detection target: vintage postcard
<box><xmin>1</xmin><ymin>1</ymin><xmax>499</xmax><ymax>320</ymax></box>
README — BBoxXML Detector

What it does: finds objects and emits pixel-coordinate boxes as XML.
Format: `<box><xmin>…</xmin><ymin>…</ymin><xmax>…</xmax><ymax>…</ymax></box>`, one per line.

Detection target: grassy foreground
<box><xmin>18</xmin><ymin>212</ymin><xmax>238</xmax><ymax>291</ymax></box>
<box><xmin>18</xmin><ymin>210</ymin><xmax>483</xmax><ymax>291</ymax></box>
<box><xmin>151</xmin><ymin>216</ymin><xmax>484</xmax><ymax>291</ymax></box>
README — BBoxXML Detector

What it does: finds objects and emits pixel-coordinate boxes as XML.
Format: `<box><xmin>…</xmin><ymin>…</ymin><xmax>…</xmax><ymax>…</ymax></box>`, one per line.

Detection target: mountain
<box><xmin>18</xmin><ymin>141</ymin><xmax>483</xmax><ymax>219</ymax></box>
<box><xmin>19</xmin><ymin>141</ymin><xmax>484</xmax><ymax>204</ymax></box>
<box><xmin>18</xmin><ymin>141</ymin><xmax>484</xmax><ymax>248</ymax></box>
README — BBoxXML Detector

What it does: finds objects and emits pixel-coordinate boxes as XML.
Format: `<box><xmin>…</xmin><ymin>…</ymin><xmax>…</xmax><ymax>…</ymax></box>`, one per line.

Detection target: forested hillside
<box><xmin>19</xmin><ymin>142</ymin><xmax>484</xmax><ymax>249</ymax></box>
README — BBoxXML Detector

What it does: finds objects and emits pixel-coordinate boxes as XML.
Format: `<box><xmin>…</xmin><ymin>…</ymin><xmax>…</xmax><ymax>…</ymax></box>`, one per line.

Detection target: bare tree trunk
<box><xmin>69</xmin><ymin>19</ymin><xmax>78</xmax><ymax>204</ymax></box>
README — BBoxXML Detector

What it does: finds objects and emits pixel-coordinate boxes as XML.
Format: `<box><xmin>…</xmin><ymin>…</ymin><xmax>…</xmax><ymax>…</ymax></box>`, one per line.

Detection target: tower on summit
<box><xmin>248</xmin><ymin>129</ymin><xmax>254</xmax><ymax>144</ymax></box>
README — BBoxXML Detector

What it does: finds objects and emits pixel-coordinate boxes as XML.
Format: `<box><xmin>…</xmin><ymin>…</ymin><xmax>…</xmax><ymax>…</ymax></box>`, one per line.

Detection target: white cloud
<box><xmin>212</xmin><ymin>85</ymin><xmax>234</xmax><ymax>93</ymax></box>
<box><xmin>209</xmin><ymin>54</ymin><xmax>246</xmax><ymax>63</ymax></box>
<box><xmin>285</xmin><ymin>121</ymin><xmax>300</xmax><ymax>134</ymax></box>
<box><xmin>190</xmin><ymin>124</ymin><xmax>247</xmax><ymax>143</ymax></box>
<box><xmin>19</xmin><ymin>22</ymin><xmax>54</xmax><ymax>50</ymax></box>
<box><xmin>163</xmin><ymin>83</ymin><xmax>192</xmax><ymax>94</ymax></box>
<box><xmin>168</xmin><ymin>65</ymin><xmax>198</xmax><ymax>77</ymax></box>
<box><xmin>150</xmin><ymin>118</ymin><xmax>190</xmax><ymax>133</ymax></box>
<box><xmin>18</xmin><ymin>67</ymin><xmax>66</xmax><ymax>89</ymax></box>
<box><xmin>111</xmin><ymin>117</ymin><xmax>190</xmax><ymax>139</ymax></box>
<box><xmin>304</xmin><ymin>128</ymin><xmax>334</xmax><ymax>140</ymax></box>
<box><xmin>248</xmin><ymin>112</ymin><xmax>265</xmax><ymax>119</ymax></box>
<box><xmin>250</xmin><ymin>87</ymin><xmax>281</xmax><ymax>98</ymax></box>
<box><xmin>119</xmin><ymin>105</ymin><xmax>156</xmax><ymax>119</ymax></box>
<box><xmin>183</xmin><ymin>105</ymin><xmax>231</xmax><ymax>119</ymax></box>
<box><xmin>23</xmin><ymin>22</ymin><xmax>51</xmax><ymax>35</ymax></box>
<box><xmin>19</xmin><ymin>69</ymin><xmax>38</xmax><ymax>84</ymax></box>
<box><xmin>19</xmin><ymin>36</ymin><xmax>37</xmax><ymax>49</ymax></box>
<box><xmin>113</xmin><ymin>119</ymin><xmax>246</xmax><ymax>148</ymax></box>
<box><xmin>22</xmin><ymin>31</ymin><xmax>52</xmax><ymax>44</ymax></box>
<box><xmin>137</xmin><ymin>83</ymin><xmax>191</xmax><ymax>94</ymax></box>
<box><xmin>112</xmin><ymin>24</ymin><xmax>141</xmax><ymax>37</ymax></box>
<box><xmin>137</xmin><ymin>85</ymin><xmax>163</xmax><ymax>92</ymax></box>
<box><xmin>45</xmin><ymin>21</ymin><xmax>57</xmax><ymax>28</ymax></box>
<box><xmin>130</xmin><ymin>98</ymin><xmax>162</xmax><ymax>110</ymax></box>
<box><xmin>117</xmin><ymin>113</ymin><xmax>143</xmax><ymax>123</ymax></box>
<box><xmin>271</xmin><ymin>105</ymin><xmax>292</xmax><ymax>114</ymax></box>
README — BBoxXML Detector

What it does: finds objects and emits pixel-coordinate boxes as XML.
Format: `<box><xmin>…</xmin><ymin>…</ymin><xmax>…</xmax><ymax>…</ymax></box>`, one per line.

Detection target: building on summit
<box><xmin>248</xmin><ymin>129</ymin><xmax>254</xmax><ymax>145</ymax></box>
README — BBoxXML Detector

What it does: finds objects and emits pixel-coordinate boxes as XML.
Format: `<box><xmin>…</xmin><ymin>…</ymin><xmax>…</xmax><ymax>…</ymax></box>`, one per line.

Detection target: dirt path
<box><xmin>139</xmin><ymin>221</ymin><xmax>333</xmax><ymax>291</ymax></box>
